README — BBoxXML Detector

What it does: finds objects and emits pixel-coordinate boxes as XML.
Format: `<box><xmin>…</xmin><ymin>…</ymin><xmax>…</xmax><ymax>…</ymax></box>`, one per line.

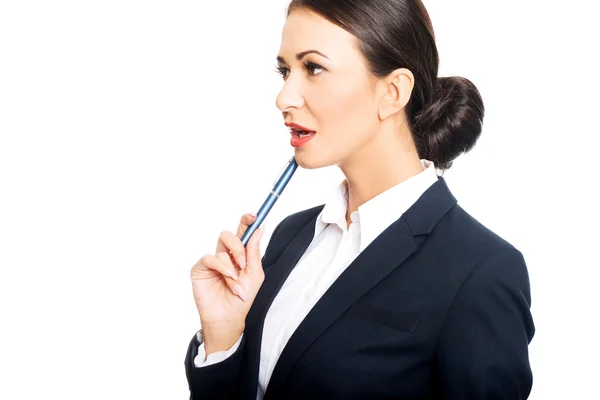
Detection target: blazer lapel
<box><xmin>239</xmin><ymin>210</ymin><xmax>320</xmax><ymax>399</ymax></box>
<box><xmin>263</xmin><ymin>176</ymin><xmax>457</xmax><ymax>398</ymax></box>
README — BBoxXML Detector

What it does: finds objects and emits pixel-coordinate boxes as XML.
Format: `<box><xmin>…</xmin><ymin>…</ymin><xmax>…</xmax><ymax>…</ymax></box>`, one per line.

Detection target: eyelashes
<box><xmin>275</xmin><ymin>62</ymin><xmax>324</xmax><ymax>79</ymax></box>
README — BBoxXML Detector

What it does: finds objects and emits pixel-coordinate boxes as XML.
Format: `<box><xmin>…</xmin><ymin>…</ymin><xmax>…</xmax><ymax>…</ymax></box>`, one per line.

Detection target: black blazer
<box><xmin>185</xmin><ymin>176</ymin><xmax>535</xmax><ymax>399</ymax></box>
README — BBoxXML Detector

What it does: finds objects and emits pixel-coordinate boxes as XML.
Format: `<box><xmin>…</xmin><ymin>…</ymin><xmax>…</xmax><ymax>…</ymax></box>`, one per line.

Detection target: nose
<box><xmin>275</xmin><ymin>77</ymin><xmax>305</xmax><ymax>112</ymax></box>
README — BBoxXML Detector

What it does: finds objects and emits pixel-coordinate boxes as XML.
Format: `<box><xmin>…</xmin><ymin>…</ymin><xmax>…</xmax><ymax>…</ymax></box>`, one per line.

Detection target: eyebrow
<box><xmin>276</xmin><ymin>50</ymin><xmax>330</xmax><ymax>64</ymax></box>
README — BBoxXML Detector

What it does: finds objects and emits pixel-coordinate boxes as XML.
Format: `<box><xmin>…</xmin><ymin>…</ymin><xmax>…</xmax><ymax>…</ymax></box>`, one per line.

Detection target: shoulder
<box><xmin>433</xmin><ymin>204</ymin><xmax>532</xmax><ymax>306</ymax></box>
<box><xmin>433</xmin><ymin>203</ymin><xmax>526</xmax><ymax>266</ymax></box>
<box><xmin>421</xmin><ymin>203</ymin><xmax>531</xmax><ymax>306</ymax></box>
<box><xmin>445</xmin><ymin>204</ymin><xmax>520</xmax><ymax>252</ymax></box>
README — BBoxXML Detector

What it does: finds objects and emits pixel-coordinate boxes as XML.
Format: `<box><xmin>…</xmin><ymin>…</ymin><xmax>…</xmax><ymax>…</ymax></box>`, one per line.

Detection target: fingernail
<box><xmin>235</xmin><ymin>284</ymin><xmax>246</xmax><ymax>301</ymax></box>
<box><xmin>227</xmin><ymin>269</ymin><xmax>238</xmax><ymax>281</ymax></box>
<box><xmin>239</xmin><ymin>255</ymin><xmax>246</xmax><ymax>270</ymax></box>
<box><xmin>258</xmin><ymin>227</ymin><xmax>265</xmax><ymax>240</ymax></box>
<box><xmin>249</xmin><ymin>212</ymin><xmax>257</xmax><ymax>217</ymax></box>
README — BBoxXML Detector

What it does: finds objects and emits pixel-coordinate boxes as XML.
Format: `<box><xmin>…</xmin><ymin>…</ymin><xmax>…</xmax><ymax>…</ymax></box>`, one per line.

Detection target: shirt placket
<box><xmin>265</xmin><ymin>226</ymin><xmax>347</xmax><ymax>381</ymax></box>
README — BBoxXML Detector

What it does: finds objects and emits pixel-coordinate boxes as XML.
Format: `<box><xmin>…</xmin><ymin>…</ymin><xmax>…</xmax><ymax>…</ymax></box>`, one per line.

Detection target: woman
<box><xmin>185</xmin><ymin>1</ymin><xmax>535</xmax><ymax>399</ymax></box>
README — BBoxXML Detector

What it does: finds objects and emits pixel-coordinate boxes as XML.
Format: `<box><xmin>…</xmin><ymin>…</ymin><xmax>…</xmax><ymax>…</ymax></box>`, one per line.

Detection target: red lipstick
<box><xmin>285</xmin><ymin>122</ymin><xmax>316</xmax><ymax>148</ymax></box>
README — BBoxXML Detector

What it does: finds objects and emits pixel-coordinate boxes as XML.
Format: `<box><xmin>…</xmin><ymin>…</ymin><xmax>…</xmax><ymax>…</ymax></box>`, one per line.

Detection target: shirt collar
<box><xmin>314</xmin><ymin>159</ymin><xmax>439</xmax><ymax>252</ymax></box>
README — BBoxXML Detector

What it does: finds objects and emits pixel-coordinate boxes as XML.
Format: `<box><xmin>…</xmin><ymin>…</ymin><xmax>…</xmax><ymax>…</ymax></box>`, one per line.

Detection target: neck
<box><xmin>339</xmin><ymin>126</ymin><xmax>423</xmax><ymax>228</ymax></box>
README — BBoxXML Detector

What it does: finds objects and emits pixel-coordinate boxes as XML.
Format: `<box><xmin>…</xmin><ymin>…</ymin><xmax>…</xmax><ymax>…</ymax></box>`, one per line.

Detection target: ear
<box><xmin>378</xmin><ymin>68</ymin><xmax>415</xmax><ymax>120</ymax></box>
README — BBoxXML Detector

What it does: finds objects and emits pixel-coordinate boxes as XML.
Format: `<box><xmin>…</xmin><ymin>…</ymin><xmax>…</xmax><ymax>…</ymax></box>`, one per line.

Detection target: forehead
<box><xmin>279</xmin><ymin>9</ymin><xmax>358</xmax><ymax>59</ymax></box>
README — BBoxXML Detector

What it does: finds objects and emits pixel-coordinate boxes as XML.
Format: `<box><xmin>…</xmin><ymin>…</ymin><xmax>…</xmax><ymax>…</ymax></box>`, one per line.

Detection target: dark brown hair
<box><xmin>287</xmin><ymin>0</ymin><xmax>484</xmax><ymax>170</ymax></box>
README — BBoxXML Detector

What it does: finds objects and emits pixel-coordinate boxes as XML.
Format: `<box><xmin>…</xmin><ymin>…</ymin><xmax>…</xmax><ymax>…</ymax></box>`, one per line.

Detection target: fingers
<box><xmin>200</xmin><ymin>253</ymin><xmax>238</xmax><ymax>281</ymax></box>
<box><xmin>215</xmin><ymin>213</ymin><xmax>257</xmax><ymax>270</ymax></box>
<box><xmin>236</xmin><ymin>213</ymin><xmax>257</xmax><ymax>239</ymax></box>
<box><xmin>203</xmin><ymin>212</ymin><xmax>261</xmax><ymax>303</ymax></box>
<box><xmin>201</xmin><ymin>253</ymin><xmax>246</xmax><ymax>300</ymax></box>
<box><xmin>217</xmin><ymin>230</ymin><xmax>247</xmax><ymax>270</ymax></box>
<box><xmin>245</xmin><ymin>227</ymin><xmax>265</xmax><ymax>277</ymax></box>
<box><xmin>215</xmin><ymin>253</ymin><xmax>247</xmax><ymax>301</ymax></box>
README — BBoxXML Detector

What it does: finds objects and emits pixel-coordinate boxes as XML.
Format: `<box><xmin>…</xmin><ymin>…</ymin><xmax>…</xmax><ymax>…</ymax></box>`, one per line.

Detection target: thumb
<box><xmin>246</xmin><ymin>227</ymin><xmax>264</xmax><ymax>273</ymax></box>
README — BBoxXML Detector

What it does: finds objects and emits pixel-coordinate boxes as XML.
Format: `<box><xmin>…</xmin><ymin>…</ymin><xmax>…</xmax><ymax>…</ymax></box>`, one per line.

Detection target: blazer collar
<box><xmin>315</xmin><ymin>159</ymin><xmax>439</xmax><ymax>252</ymax></box>
<box><xmin>241</xmin><ymin>176</ymin><xmax>457</xmax><ymax>399</ymax></box>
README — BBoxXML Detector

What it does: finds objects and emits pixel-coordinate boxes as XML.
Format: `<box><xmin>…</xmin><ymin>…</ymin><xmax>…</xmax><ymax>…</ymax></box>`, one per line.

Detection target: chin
<box><xmin>294</xmin><ymin>149</ymin><xmax>337</xmax><ymax>170</ymax></box>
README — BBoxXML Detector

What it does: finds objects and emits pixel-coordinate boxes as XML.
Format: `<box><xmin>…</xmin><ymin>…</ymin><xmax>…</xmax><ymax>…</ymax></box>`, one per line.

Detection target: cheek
<box><xmin>309</xmin><ymin>78</ymin><xmax>376</xmax><ymax>144</ymax></box>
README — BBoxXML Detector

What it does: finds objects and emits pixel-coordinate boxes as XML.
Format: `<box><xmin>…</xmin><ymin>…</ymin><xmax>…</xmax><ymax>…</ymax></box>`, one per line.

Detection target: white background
<box><xmin>1</xmin><ymin>0</ymin><xmax>598</xmax><ymax>398</ymax></box>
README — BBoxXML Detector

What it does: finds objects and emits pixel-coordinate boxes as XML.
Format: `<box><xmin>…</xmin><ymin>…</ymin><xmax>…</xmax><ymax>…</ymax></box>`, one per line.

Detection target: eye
<box><xmin>275</xmin><ymin>66</ymin><xmax>289</xmax><ymax>80</ymax></box>
<box><xmin>275</xmin><ymin>62</ymin><xmax>325</xmax><ymax>79</ymax></box>
<box><xmin>304</xmin><ymin>62</ymin><xmax>324</xmax><ymax>76</ymax></box>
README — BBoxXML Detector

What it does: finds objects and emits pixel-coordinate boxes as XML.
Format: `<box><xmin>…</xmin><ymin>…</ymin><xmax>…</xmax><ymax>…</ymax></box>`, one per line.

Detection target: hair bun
<box><xmin>411</xmin><ymin>76</ymin><xmax>485</xmax><ymax>170</ymax></box>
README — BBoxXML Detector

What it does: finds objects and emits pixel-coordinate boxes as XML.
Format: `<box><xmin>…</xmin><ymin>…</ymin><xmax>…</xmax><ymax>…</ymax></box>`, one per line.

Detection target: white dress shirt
<box><xmin>194</xmin><ymin>159</ymin><xmax>439</xmax><ymax>400</ymax></box>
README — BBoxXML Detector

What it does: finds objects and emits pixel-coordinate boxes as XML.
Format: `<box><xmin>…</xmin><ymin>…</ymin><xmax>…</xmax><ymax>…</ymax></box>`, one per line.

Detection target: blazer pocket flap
<box><xmin>350</xmin><ymin>305</ymin><xmax>419</xmax><ymax>334</ymax></box>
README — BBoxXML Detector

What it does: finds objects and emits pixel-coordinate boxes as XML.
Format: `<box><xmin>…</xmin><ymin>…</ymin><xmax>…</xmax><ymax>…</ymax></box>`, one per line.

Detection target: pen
<box><xmin>241</xmin><ymin>155</ymin><xmax>299</xmax><ymax>247</ymax></box>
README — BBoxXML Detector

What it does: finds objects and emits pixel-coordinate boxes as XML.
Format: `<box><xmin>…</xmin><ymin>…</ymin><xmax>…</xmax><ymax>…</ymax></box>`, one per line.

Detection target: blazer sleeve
<box><xmin>434</xmin><ymin>248</ymin><xmax>535</xmax><ymax>399</ymax></box>
<box><xmin>185</xmin><ymin>331</ymin><xmax>247</xmax><ymax>400</ymax></box>
<box><xmin>184</xmin><ymin>215</ymin><xmax>290</xmax><ymax>399</ymax></box>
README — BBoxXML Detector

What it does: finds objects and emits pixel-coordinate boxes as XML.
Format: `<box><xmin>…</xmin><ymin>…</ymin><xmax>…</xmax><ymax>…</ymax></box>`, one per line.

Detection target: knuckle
<box><xmin>250</xmin><ymin>267</ymin><xmax>265</xmax><ymax>281</ymax></box>
<box><xmin>216</xmin><ymin>252</ymin><xmax>232</xmax><ymax>266</ymax></box>
<box><xmin>196</xmin><ymin>254</ymin><xmax>212</xmax><ymax>270</ymax></box>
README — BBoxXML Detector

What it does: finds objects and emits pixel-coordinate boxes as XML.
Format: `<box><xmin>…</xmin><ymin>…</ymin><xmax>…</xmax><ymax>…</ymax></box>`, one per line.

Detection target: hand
<box><xmin>190</xmin><ymin>213</ymin><xmax>266</xmax><ymax>335</ymax></box>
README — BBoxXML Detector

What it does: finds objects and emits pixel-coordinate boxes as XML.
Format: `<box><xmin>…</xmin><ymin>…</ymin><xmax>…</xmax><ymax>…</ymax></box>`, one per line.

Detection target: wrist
<box><xmin>202</xmin><ymin>323</ymin><xmax>244</xmax><ymax>355</ymax></box>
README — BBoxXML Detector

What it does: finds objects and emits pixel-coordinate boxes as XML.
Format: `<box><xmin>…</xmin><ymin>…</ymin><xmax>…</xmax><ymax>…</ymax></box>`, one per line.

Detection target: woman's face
<box><xmin>276</xmin><ymin>9</ymin><xmax>384</xmax><ymax>169</ymax></box>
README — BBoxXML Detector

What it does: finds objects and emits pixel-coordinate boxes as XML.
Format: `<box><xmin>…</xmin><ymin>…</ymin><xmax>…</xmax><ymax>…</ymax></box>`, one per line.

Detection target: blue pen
<box><xmin>241</xmin><ymin>156</ymin><xmax>299</xmax><ymax>247</ymax></box>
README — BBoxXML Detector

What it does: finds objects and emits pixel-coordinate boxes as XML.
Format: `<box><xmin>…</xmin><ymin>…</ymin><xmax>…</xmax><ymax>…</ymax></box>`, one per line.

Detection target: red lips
<box><xmin>285</xmin><ymin>122</ymin><xmax>316</xmax><ymax>133</ymax></box>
